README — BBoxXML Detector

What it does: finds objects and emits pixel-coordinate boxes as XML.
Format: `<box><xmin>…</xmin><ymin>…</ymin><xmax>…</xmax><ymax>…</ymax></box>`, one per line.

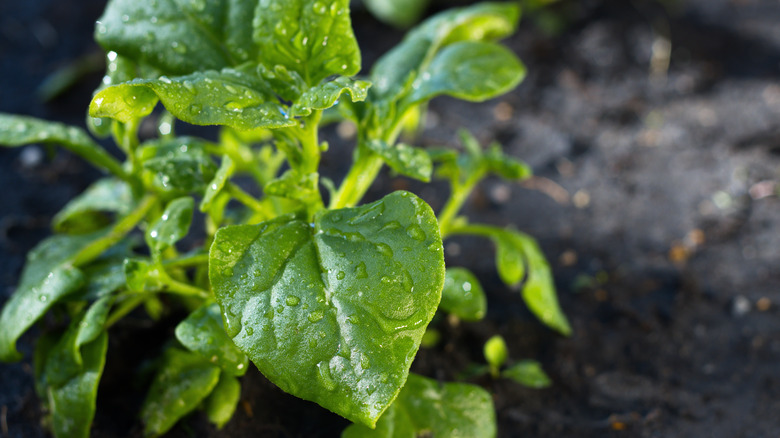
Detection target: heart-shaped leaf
<box><xmin>210</xmin><ymin>191</ymin><xmax>445</xmax><ymax>426</ymax></box>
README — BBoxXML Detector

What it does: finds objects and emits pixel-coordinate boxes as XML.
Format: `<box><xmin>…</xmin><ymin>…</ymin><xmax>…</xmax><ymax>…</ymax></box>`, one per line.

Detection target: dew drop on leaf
<box><xmin>405</xmin><ymin>224</ymin><xmax>426</xmax><ymax>241</ymax></box>
<box><xmin>286</xmin><ymin>296</ymin><xmax>300</xmax><ymax>306</ymax></box>
<box><xmin>316</xmin><ymin>361</ymin><xmax>337</xmax><ymax>391</ymax></box>
<box><xmin>308</xmin><ymin>310</ymin><xmax>324</xmax><ymax>323</ymax></box>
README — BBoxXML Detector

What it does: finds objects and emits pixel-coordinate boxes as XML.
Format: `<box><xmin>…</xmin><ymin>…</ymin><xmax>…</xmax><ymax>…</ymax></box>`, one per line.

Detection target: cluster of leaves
<box><xmin>0</xmin><ymin>1</ymin><xmax>569</xmax><ymax>437</ymax></box>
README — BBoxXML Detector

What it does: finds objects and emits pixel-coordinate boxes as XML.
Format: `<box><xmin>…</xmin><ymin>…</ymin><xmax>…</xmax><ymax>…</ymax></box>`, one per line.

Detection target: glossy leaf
<box><xmin>362</xmin><ymin>0</ymin><xmax>429</xmax><ymax>28</ymax></box>
<box><xmin>0</xmin><ymin>113</ymin><xmax>126</xmax><ymax>178</ymax></box>
<box><xmin>124</xmin><ymin>258</ymin><xmax>164</xmax><ymax>293</ymax></box>
<box><xmin>494</xmin><ymin>231</ymin><xmax>526</xmax><ymax>286</ymax></box>
<box><xmin>96</xmin><ymin>0</ymin><xmax>257</xmax><ymax>75</ymax></box>
<box><xmin>91</xmin><ymin>67</ymin><xmax>295</xmax><ymax>129</ymax></box>
<box><xmin>53</xmin><ymin>178</ymin><xmax>135</xmax><ymax>234</ymax></box>
<box><xmin>370</xmin><ymin>2</ymin><xmax>520</xmax><ymax>101</ymax></box>
<box><xmin>140</xmin><ymin>348</ymin><xmax>221</xmax><ymax>437</ymax></box>
<box><xmin>205</xmin><ymin>373</ymin><xmax>242</xmax><ymax>429</ymax></box>
<box><xmin>483</xmin><ymin>335</ymin><xmax>508</xmax><ymax>370</ymax></box>
<box><xmin>440</xmin><ymin>267</ymin><xmax>486</xmax><ymax>321</ymax></box>
<box><xmin>0</xmin><ymin>231</ymin><xmax>108</xmax><ymax>361</ymax></box>
<box><xmin>146</xmin><ymin>197</ymin><xmax>194</xmax><ymax>254</ymax></box>
<box><xmin>341</xmin><ymin>373</ymin><xmax>496</xmax><ymax>438</ymax></box>
<box><xmin>210</xmin><ymin>191</ymin><xmax>445</xmax><ymax>426</ymax></box>
<box><xmin>264</xmin><ymin>170</ymin><xmax>321</xmax><ymax>208</ymax></box>
<box><xmin>291</xmin><ymin>77</ymin><xmax>371</xmax><ymax>117</ymax></box>
<box><xmin>47</xmin><ymin>333</ymin><xmax>108</xmax><ymax>438</ymax></box>
<box><xmin>252</xmin><ymin>0</ymin><xmax>361</xmax><ymax>85</ymax></box>
<box><xmin>364</xmin><ymin>140</ymin><xmax>432</xmax><ymax>182</ymax></box>
<box><xmin>408</xmin><ymin>41</ymin><xmax>525</xmax><ymax>104</ymax></box>
<box><xmin>175</xmin><ymin>303</ymin><xmax>249</xmax><ymax>376</ymax></box>
<box><xmin>200</xmin><ymin>156</ymin><xmax>235</xmax><ymax>212</ymax></box>
<box><xmin>138</xmin><ymin>137</ymin><xmax>217</xmax><ymax>194</ymax></box>
<box><xmin>502</xmin><ymin>360</ymin><xmax>552</xmax><ymax>388</ymax></box>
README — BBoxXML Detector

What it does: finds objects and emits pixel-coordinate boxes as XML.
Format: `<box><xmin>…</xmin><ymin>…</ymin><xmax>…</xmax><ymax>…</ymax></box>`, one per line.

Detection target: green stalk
<box><xmin>71</xmin><ymin>194</ymin><xmax>157</xmax><ymax>267</ymax></box>
<box><xmin>438</xmin><ymin>170</ymin><xmax>486</xmax><ymax>238</ymax></box>
<box><xmin>226</xmin><ymin>183</ymin><xmax>266</xmax><ymax>213</ymax></box>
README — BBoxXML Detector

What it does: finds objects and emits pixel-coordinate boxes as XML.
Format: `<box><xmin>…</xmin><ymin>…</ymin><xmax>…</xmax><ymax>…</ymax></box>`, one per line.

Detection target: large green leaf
<box><xmin>407</xmin><ymin>41</ymin><xmax>525</xmax><ymax>104</ymax></box>
<box><xmin>0</xmin><ymin>231</ymin><xmax>110</xmax><ymax>361</ymax></box>
<box><xmin>141</xmin><ymin>348</ymin><xmax>222</xmax><ymax>437</ymax></box>
<box><xmin>47</xmin><ymin>332</ymin><xmax>108</xmax><ymax>438</ymax></box>
<box><xmin>0</xmin><ymin>113</ymin><xmax>126</xmax><ymax>179</ymax></box>
<box><xmin>440</xmin><ymin>267</ymin><xmax>486</xmax><ymax>321</ymax></box>
<box><xmin>90</xmin><ymin>66</ymin><xmax>295</xmax><ymax>129</ymax></box>
<box><xmin>252</xmin><ymin>0</ymin><xmax>361</xmax><ymax>85</ymax></box>
<box><xmin>341</xmin><ymin>373</ymin><xmax>496</xmax><ymax>438</ymax></box>
<box><xmin>175</xmin><ymin>303</ymin><xmax>249</xmax><ymax>376</ymax></box>
<box><xmin>210</xmin><ymin>191</ymin><xmax>445</xmax><ymax>426</ymax></box>
<box><xmin>53</xmin><ymin>178</ymin><xmax>135</xmax><ymax>234</ymax></box>
<box><xmin>96</xmin><ymin>0</ymin><xmax>257</xmax><ymax>75</ymax></box>
<box><xmin>370</xmin><ymin>2</ymin><xmax>520</xmax><ymax>101</ymax></box>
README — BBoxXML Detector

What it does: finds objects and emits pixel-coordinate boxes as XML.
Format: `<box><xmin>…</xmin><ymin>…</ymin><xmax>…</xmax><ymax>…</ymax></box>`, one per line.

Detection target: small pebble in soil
<box><xmin>19</xmin><ymin>145</ymin><xmax>43</xmax><ymax>168</ymax></box>
<box><xmin>731</xmin><ymin>295</ymin><xmax>751</xmax><ymax>317</ymax></box>
<box><xmin>572</xmin><ymin>189</ymin><xmax>591</xmax><ymax>208</ymax></box>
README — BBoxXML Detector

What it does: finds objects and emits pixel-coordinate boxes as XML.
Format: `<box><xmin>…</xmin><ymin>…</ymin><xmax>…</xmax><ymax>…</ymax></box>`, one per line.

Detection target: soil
<box><xmin>2</xmin><ymin>0</ymin><xmax>780</xmax><ymax>437</ymax></box>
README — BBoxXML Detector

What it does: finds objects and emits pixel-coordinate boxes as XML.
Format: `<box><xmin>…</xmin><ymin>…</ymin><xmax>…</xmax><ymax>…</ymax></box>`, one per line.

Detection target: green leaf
<box><xmin>407</xmin><ymin>41</ymin><xmax>525</xmax><ymax>104</ymax></box>
<box><xmin>440</xmin><ymin>267</ymin><xmax>486</xmax><ymax>321</ymax></box>
<box><xmin>483</xmin><ymin>335</ymin><xmax>508</xmax><ymax>370</ymax></box>
<box><xmin>90</xmin><ymin>67</ymin><xmax>295</xmax><ymax>129</ymax></box>
<box><xmin>370</xmin><ymin>2</ymin><xmax>520</xmax><ymax>101</ymax></box>
<box><xmin>364</xmin><ymin>140</ymin><xmax>432</xmax><ymax>182</ymax></box>
<box><xmin>493</xmin><ymin>230</ymin><xmax>571</xmax><ymax>335</ymax></box>
<box><xmin>0</xmin><ymin>231</ymin><xmax>109</xmax><ymax>361</ymax></box>
<box><xmin>291</xmin><ymin>77</ymin><xmax>371</xmax><ymax>117</ymax></box>
<box><xmin>252</xmin><ymin>0</ymin><xmax>361</xmax><ymax>85</ymax></box>
<box><xmin>137</xmin><ymin>137</ymin><xmax>218</xmax><ymax>194</ymax></box>
<box><xmin>175</xmin><ymin>303</ymin><xmax>249</xmax><ymax>376</ymax></box>
<box><xmin>53</xmin><ymin>178</ymin><xmax>136</xmax><ymax>234</ymax></box>
<box><xmin>200</xmin><ymin>156</ymin><xmax>235</xmax><ymax>212</ymax></box>
<box><xmin>210</xmin><ymin>191</ymin><xmax>445</xmax><ymax>427</ymax></box>
<box><xmin>146</xmin><ymin>197</ymin><xmax>194</xmax><ymax>254</ymax></box>
<box><xmin>0</xmin><ymin>113</ymin><xmax>127</xmax><ymax>179</ymax></box>
<box><xmin>484</xmin><ymin>143</ymin><xmax>532</xmax><ymax>180</ymax></box>
<box><xmin>124</xmin><ymin>258</ymin><xmax>164</xmax><ymax>292</ymax></box>
<box><xmin>502</xmin><ymin>360</ymin><xmax>552</xmax><ymax>388</ymax></box>
<box><xmin>47</xmin><ymin>332</ymin><xmax>108</xmax><ymax>438</ymax></box>
<box><xmin>362</xmin><ymin>0</ymin><xmax>430</xmax><ymax>28</ymax></box>
<box><xmin>205</xmin><ymin>372</ymin><xmax>242</xmax><ymax>429</ymax></box>
<box><xmin>96</xmin><ymin>0</ymin><xmax>257</xmax><ymax>75</ymax></box>
<box><xmin>140</xmin><ymin>348</ymin><xmax>221</xmax><ymax>437</ymax></box>
<box><xmin>341</xmin><ymin>373</ymin><xmax>496</xmax><ymax>438</ymax></box>
<box><xmin>264</xmin><ymin>170</ymin><xmax>322</xmax><ymax>209</ymax></box>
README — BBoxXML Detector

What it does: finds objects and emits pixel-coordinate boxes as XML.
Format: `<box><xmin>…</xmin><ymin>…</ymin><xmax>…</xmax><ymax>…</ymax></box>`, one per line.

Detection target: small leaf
<box><xmin>483</xmin><ymin>335</ymin><xmax>508</xmax><ymax>370</ymax></box>
<box><xmin>53</xmin><ymin>178</ymin><xmax>136</xmax><ymax>234</ymax></box>
<box><xmin>205</xmin><ymin>372</ymin><xmax>242</xmax><ymax>429</ymax></box>
<box><xmin>175</xmin><ymin>303</ymin><xmax>249</xmax><ymax>376</ymax></box>
<box><xmin>408</xmin><ymin>41</ymin><xmax>525</xmax><ymax>104</ymax></box>
<box><xmin>341</xmin><ymin>373</ymin><xmax>496</xmax><ymax>438</ymax></box>
<box><xmin>210</xmin><ymin>191</ymin><xmax>445</xmax><ymax>427</ymax></box>
<box><xmin>124</xmin><ymin>258</ymin><xmax>164</xmax><ymax>293</ymax></box>
<box><xmin>146</xmin><ymin>197</ymin><xmax>194</xmax><ymax>254</ymax></box>
<box><xmin>47</xmin><ymin>332</ymin><xmax>108</xmax><ymax>438</ymax></box>
<box><xmin>264</xmin><ymin>170</ymin><xmax>321</xmax><ymax>207</ymax></box>
<box><xmin>291</xmin><ymin>77</ymin><xmax>371</xmax><ymax>117</ymax></box>
<box><xmin>200</xmin><ymin>156</ymin><xmax>235</xmax><ymax>212</ymax></box>
<box><xmin>90</xmin><ymin>67</ymin><xmax>295</xmax><ymax>130</ymax></box>
<box><xmin>364</xmin><ymin>140</ymin><xmax>432</xmax><ymax>182</ymax></box>
<box><xmin>494</xmin><ymin>231</ymin><xmax>526</xmax><ymax>287</ymax></box>
<box><xmin>253</xmin><ymin>0</ymin><xmax>361</xmax><ymax>85</ymax></box>
<box><xmin>362</xmin><ymin>0</ymin><xmax>430</xmax><ymax>28</ymax></box>
<box><xmin>440</xmin><ymin>267</ymin><xmax>486</xmax><ymax>321</ymax></box>
<box><xmin>137</xmin><ymin>137</ymin><xmax>218</xmax><ymax>194</ymax></box>
<box><xmin>0</xmin><ymin>231</ymin><xmax>109</xmax><ymax>361</ymax></box>
<box><xmin>502</xmin><ymin>360</ymin><xmax>552</xmax><ymax>388</ymax></box>
<box><xmin>0</xmin><ymin>113</ymin><xmax>126</xmax><ymax>178</ymax></box>
<box><xmin>484</xmin><ymin>143</ymin><xmax>532</xmax><ymax>180</ymax></box>
<box><xmin>96</xmin><ymin>0</ymin><xmax>258</xmax><ymax>75</ymax></box>
<box><xmin>140</xmin><ymin>348</ymin><xmax>221</xmax><ymax>437</ymax></box>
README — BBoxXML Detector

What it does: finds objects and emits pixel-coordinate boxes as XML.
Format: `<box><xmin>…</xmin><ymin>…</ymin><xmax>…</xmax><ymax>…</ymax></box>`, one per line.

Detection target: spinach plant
<box><xmin>0</xmin><ymin>1</ymin><xmax>570</xmax><ymax>436</ymax></box>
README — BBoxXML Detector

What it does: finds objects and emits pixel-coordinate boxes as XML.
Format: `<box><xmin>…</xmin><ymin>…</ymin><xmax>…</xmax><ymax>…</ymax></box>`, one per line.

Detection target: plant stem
<box><xmin>104</xmin><ymin>293</ymin><xmax>145</xmax><ymax>329</ymax></box>
<box><xmin>163</xmin><ymin>253</ymin><xmax>209</xmax><ymax>269</ymax></box>
<box><xmin>226</xmin><ymin>183</ymin><xmax>266</xmax><ymax>213</ymax></box>
<box><xmin>438</xmin><ymin>171</ymin><xmax>485</xmax><ymax>238</ymax></box>
<box><xmin>71</xmin><ymin>194</ymin><xmax>157</xmax><ymax>267</ymax></box>
<box><xmin>329</xmin><ymin>147</ymin><xmax>384</xmax><ymax>209</ymax></box>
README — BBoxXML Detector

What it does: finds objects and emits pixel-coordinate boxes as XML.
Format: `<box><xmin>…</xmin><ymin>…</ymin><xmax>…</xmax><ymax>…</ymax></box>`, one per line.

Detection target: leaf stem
<box><xmin>71</xmin><ymin>194</ymin><xmax>158</xmax><ymax>267</ymax></box>
<box><xmin>438</xmin><ymin>171</ymin><xmax>485</xmax><ymax>238</ymax></box>
<box><xmin>226</xmin><ymin>183</ymin><xmax>266</xmax><ymax>213</ymax></box>
<box><xmin>163</xmin><ymin>252</ymin><xmax>209</xmax><ymax>269</ymax></box>
<box><xmin>104</xmin><ymin>293</ymin><xmax>145</xmax><ymax>329</ymax></box>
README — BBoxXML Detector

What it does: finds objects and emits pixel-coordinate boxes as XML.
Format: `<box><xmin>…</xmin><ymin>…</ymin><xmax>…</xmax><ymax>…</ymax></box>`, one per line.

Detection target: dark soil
<box><xmin>2</xmin><ymin>0</ymin><xmax>780</xmax><ymax>437</ymax></box>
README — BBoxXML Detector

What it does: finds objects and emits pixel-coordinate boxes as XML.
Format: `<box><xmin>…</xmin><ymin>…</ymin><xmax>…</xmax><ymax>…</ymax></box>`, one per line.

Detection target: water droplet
<box><xmin>308</xmin><ymin>310</ymin><xmax>324</xmax><ymax>323</ymax></box>
<box><xmin>96</xmin><ymin>21</ymin><xmax>107</xmax><ymax>34</ymax></box>
<box><xmin>316</xmin><ymin>361</ymin><xmax>337</xmax><ymax>391</ymax></box>
<box><xmin>159</xmin><ymin>75</ymin><xmax>172</xmax><ymax>84</ymax></box>
<box><xmin>405</xmin><ymin>224</ymin><xmax>426</xmax><ymax>241</ymax></box>
<box><xmin>171</xmin><ymin>41</ymin><xmax>187</xmax><ymax>54</ymax></box>
<box><xmin>121</xmin><ymin>14</ymin><xmax>130</xmax><ymax>22</ymax></box>
<box><xmin>360</xmin><ymin>354</ymin><xmax>370</xmax><ymax>370</ymax></box>
<box><xmin>210</xmin><ymin>355</ymin><xmax>218</xmax><ymax>362</ymax></box>
<box><xmin>150</xmin><ymin>230</ymin><xmax>159</xmax><ymax>238</ymax></box>
<box><xmin>150</xmin><ymin>16</ymin><xmax>158</xmax><ymax>24</ymax></box>
<box><xmin>286</xmin><ymin>296</ymin><xmax>300</xmax><ymax>306</ymax></box>
<box><xmin>39</xmin><ymin>295</ymin><xmax>48</xmax><ymax>302</ymax></box>
<box><xmin>375</xmin><ymin>243</ymin><xmax>393</xmax><ymax>258</ymax></box>
<box><xmin>275</xmin><ymin>22</ymin><xmax>288</xmax><ymax>36</ymax></box>
<box><xmin>223</xmin><ymin>84</ymin><xmax>238</xmax><ymax>94</ymax></box>
<box><xmin>355</xmin><ymin>262</ymin><xmax>367</xmax><ymax>279</ymax></box>
<box><xmin>336</xmin><ymin>271</ymin><xmax>345</xmax><ymax>280</ymax></box>
<box><xmin>246</xmin><ymin>326</ymin><xmax>254</xmax><ymax>336</ymax></box>
<box><xmin>189</xmin><ymin>104</ymin><xmax>202</xmax><ymax>114</ymax></box>
<box><xmin>312</xmin><ymin>1</ymin><xmax>327</xmax><ymax>14</ymax></box>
